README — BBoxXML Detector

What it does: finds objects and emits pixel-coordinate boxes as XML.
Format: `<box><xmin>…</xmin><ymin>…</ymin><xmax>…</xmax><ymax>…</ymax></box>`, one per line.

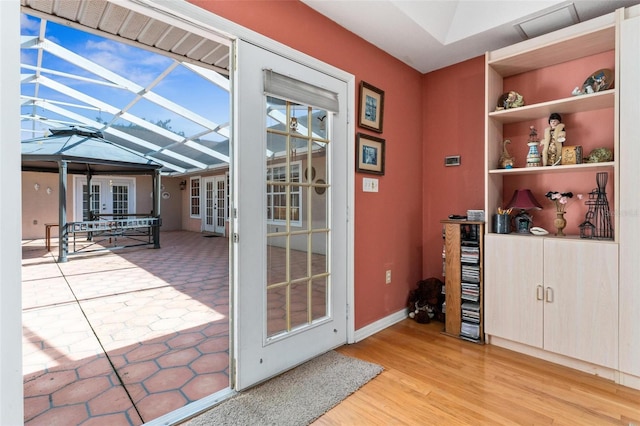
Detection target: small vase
<box><xmin>554</xmin><ymin>212</ymin><xmax>567</xmax><ymax>236</ymax></box>
<box><xmin>526</xmin><ymin>142</ymin><xmax>541</xmax><ymax>167</ymax></box>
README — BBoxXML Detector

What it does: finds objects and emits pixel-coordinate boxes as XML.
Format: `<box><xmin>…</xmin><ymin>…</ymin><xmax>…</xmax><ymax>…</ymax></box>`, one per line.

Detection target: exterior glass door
<box><xmin>233</xmin><ymin>40</ymin><xmax>349</xmax><ymax>390</ymax></box>
<box><xmin>203</xmin><ymin>177</ymin><xmax>216</xmax><ymax>233</ymax></box>
<box><xmin>203</xmin><ymin>176</ymin><xmax>226</xmax><ymax>235</ymax></box>
<box><xmin>75</xmin><ymin>177</ymin><xmax>133</xmax><ymax>220</ymax></box>
<box><xmin>215</xmin><ymin>176</ymin><xmax>226</xmax><ymax>235</ymax></box>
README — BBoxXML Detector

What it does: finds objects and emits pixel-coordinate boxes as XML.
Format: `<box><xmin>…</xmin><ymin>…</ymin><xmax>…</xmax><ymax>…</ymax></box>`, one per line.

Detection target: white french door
<box><xmin>233</xmin><ymin>40</ymin><xmax>350</xmax><ymax>390</ymax></box>
<box><xmin>203</xmin><ymin>175</ymin><xmax>226</xmax><ymax>235</ymax></box>
<box><xmin>74</xmin><ymin>177</ymin><xmax>134</xmax><ymax>220</ymax></box>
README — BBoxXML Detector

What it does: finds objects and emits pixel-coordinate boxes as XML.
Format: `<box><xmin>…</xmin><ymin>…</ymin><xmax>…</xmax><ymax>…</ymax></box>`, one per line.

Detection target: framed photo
<box><xmin>359</xmin><ymin>81</ymin><xmax>384</xmax><ymax>133</ymax></box>
<box><xmin>356</xmin><ymin>133</ymin><xmax>385</xmax><ymax>175</ymax></box>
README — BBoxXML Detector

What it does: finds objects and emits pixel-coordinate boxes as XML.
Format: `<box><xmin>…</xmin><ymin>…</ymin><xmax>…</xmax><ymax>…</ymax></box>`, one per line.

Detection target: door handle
<box><xmin>536</xmin><ymin>285</ymin><xmax>543</xmax><ymax>300</ymax></box>
<box><xmin>545</xmin><ymin>286</ymin><xmax>554</xmax><ymax>303</ymax></box>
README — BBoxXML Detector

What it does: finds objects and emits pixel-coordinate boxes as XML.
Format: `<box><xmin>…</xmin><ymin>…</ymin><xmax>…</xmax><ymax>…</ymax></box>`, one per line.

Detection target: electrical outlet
<box><xmin>385</xmin><ymin>270</ymin><xmax>391</xmax><ymax>284</ymax></box>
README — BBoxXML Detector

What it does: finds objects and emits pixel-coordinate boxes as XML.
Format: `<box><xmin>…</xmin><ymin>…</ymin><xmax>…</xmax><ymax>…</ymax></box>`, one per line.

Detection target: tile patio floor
<box><xmin>22</xmin><ymin>231</ymin><xmax>230</xmax><ymax>425</ymax></box>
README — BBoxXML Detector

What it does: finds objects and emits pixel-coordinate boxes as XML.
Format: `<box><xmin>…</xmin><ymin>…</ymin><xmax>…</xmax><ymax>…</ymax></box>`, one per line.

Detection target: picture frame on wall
<box><xmin>356</xmin><ymin>132</ymin><xmax>385</xmax><ymax>175</ymax></box>
<box><xmin>358</xmin><ymin>81</ymin><xmax>384</xmax><ymax>133</ymax></box>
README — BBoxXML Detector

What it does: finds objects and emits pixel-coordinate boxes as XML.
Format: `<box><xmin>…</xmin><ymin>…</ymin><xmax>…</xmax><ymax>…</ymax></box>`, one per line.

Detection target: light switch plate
<box><xmin>363</xmin><ymin>177</ymin><xmax>379</xmax><ymax>192</ymax></box>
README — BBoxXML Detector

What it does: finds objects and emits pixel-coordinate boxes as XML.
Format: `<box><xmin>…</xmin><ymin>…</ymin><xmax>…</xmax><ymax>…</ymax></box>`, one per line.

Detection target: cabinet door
<box><xmin>485</xmin><ymin>235</ymin><xmax>543</xmax><ymax>347</ymax></box>
<box><xmin>619</xmin><ymin>13</ymin><xmax>640</xmax><ymax>378</ymax></box>
<box><xmin>543</xmin><ymin>240</ymin><xmax>618</xmax><ymax>368</ymax></box>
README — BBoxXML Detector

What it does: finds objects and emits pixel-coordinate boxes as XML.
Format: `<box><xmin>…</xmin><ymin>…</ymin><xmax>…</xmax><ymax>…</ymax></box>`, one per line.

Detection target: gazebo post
<box><xmin>57</xmin><ymin>160</ymin><xmax>68</xmax><ymax>263</ymax></box>
<box><xmin>153</xmin><ymin>169</ymin><xmax>161</xmax><ymax>249</ymax></box>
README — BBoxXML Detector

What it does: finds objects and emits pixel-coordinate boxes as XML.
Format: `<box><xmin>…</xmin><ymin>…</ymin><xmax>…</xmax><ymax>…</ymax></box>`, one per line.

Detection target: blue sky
<box><xmin>20</xmin><ymin>13</ymin><xmax>230</xmax><ymax>141</ymax></box>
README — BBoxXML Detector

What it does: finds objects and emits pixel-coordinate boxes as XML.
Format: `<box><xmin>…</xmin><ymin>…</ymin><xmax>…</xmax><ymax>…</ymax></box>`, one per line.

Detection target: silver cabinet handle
<box><xmin>545</xmin><ymin>286</ymin><xmax>554</xmax><ymax>303</ymax></box>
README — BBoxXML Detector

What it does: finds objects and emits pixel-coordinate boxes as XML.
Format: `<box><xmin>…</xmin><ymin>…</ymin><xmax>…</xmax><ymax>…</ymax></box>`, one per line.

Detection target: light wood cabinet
<box><xmin>483</xmin><ymin>6</ymin><xmax>640</xmax><ymax>384</ymax></box>
<box><xmin>485</xmin><ymin>235</ymin><xmax>618</xmax><ymax>368</ymax></box>
<box><xmin>543</xmin><ymin>239</ymin><xmax>618</xmax><ymax>368</ymax></box>
<box><xmin>441</xmin><ymin>220</ymin><xmax>483</xmax><ymax>343</ymax></box>
<box><xmin>619</xmin><ymin>11</ymin><xmax>640</xmax><ymax>384</ymax></box>
<box><xmin>484</xmin><ymin>235</ymin><xmax>542</xmax><ymax>347</ymax></box>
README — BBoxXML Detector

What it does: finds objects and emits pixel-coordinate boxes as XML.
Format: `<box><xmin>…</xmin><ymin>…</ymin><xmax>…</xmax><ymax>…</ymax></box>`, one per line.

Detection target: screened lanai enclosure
<box><xmin>19</xmin><ymin>2</ymin><xmax>236</xmax><ymax>261</ymax></box>
<box><xmin>20</xmin><ymin>2</ymin><xmax>232</xmax><ymax>175</ymax></box>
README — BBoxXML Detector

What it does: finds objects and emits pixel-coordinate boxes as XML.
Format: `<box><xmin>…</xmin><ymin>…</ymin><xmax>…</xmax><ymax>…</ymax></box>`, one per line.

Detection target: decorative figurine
<box><xmin>499</xmin><ymin>139</ymin><xmax>515</xmax><ymax>169</ymax></box>
<box><xmin>540</xmin><ymin>113</ymin><xmax>566</xmax><ymax>166</ymax></box>
<box><xmin>526</xmin><ymin>126</ymin><xmax>541</xmax><ymax>167</ymax></box>
<box><xmin>496</xmin><ymin>91</ymin><xmax>524</xmax><ymax>110</ymax></box>
<box><xmin>585</xmin><ymin>147</ymin><xmax>613</xmax><ymax>163</ymax></box>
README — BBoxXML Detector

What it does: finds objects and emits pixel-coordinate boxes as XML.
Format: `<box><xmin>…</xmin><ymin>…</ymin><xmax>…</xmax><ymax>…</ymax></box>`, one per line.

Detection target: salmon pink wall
<box><xmin>192</xmin><ymin>0</ymin><xmax>425</xmax><ymax>329</ymax></box>
<box><xmin>422</xmin><ymin>56</ymin><xmax>486</xmax><ymax>279</ymax></box>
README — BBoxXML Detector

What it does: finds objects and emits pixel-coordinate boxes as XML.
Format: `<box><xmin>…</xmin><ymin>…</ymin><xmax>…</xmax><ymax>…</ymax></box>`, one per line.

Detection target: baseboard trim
<box><xmin>487</xmin><ymin>335</ymin><xmax>616</xmax><ymax>381</ymax></box>
<box><xmin>353</xmin><ymin>308</ymin><xmax>408</xmax><ymax>343</ymax></box>
<box><xmin>618</xmin><ymin>371</ymin><xmax>640</xmax><ymax>390</ymax></box>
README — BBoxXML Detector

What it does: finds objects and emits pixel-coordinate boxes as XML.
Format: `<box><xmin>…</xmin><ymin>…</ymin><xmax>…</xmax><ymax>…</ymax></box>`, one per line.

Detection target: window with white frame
<box><xmin>266</xmin><ymin>162</ymin><xmax>301</xmax><ymax>226</ymax></box>
<box><xmin>190</xmin><ymin>177</ymin><xmax>201</xmax><ymax>218</ymax></box>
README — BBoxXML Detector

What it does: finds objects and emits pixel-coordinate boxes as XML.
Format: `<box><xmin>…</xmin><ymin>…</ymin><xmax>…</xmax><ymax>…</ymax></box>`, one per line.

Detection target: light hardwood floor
<box><xmin>315</xmin><ymin>319</ymin><xmax>640</xmax><ymax>425</ymax></box>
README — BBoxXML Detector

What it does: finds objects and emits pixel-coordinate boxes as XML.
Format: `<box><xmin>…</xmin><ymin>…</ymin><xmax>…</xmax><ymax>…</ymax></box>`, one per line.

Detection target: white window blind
<box><xmin>263</xmin><ymin>69</ymin><xmax>339</xmax><ymax>113</ymax></box>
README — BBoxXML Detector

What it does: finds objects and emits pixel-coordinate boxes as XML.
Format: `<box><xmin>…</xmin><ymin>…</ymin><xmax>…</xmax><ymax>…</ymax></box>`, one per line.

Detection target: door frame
<box><xmin>1</xmin><ymin>2</ymin><xmax>23</xmax><ymax>425</ymax></box>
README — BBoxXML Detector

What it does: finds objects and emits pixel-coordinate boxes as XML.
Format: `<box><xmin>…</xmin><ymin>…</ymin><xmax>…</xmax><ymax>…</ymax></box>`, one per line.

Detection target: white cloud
<box><xmin>83</xmin><ymin>39</ymin><xmax>171</xmax><ymax>86</ymax></box>
<box><xmin>21</xmin><ymin>14</ymin><xmax>39</xmax><ymax>32</ymax></box>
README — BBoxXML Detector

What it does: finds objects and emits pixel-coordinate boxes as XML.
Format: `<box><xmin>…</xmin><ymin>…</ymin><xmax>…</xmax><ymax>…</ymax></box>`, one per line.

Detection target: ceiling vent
<box><xmin>515</xmin><ymin>3</ymin><xmax>579</xmax><ymax>40</ymax></box>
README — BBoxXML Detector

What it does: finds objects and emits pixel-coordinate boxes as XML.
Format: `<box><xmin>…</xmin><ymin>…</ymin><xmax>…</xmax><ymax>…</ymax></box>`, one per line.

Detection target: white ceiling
<box><xmin>301</xmin><ymin>0</ymin><xmax>640</xmax><ymax>73</ymax></box>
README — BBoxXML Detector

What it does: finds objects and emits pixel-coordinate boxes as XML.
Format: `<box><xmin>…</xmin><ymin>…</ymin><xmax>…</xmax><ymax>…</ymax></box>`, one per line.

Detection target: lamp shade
<box><xmin>506</xmin><ymin>189</ymin><xmax>543</xmax><ymax>210</ymax></box>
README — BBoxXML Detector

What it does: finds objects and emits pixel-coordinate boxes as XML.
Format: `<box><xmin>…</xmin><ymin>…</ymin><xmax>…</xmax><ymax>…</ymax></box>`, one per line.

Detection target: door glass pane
<box><xmin>290</xmin><ymin>281</ymin><xmax>310</xmax><ymax>330</ymax></box>
<box><xmin>216</xmin><ymin>179</ymin><xmax>226</xmax><ymax>228</ymax></box>
<box><xmin>82</xmin><ymin>184</ymin><xmax>100</xmax><ymax>220</ymax></box>
<box><xmin>311</xmin><ymin>232</ymin><xmax>328</xmax><ymax>276</ymax></box>
<box><xmin>265</xmin><ymin>96</ymin><xmax>330</xmax><ymax>340</ymax></box>
<box><xmin>311</xmin><ymin>140</ymin><xmax>329</xmax><ymax>229</ymax></box>
<box><xmin>290</xmin><ymin>234</ymin><xmax>308</xmax><ymax>282</ymax></box>
<box><xmin>266</xmin><ymin>284</ymin><xmax>287</xmax><ymax>337</ymax></box>
<box><xmin>267</xmin><ymin>236</ymin><xmax>286</xmax><ymax>286</ymax></box>
<box><xmin>205</xmin><ymin>180</ymin><xmax>214</xmax><ymax>226</ymax></box>
<box><xmin>311</xmin><ymin>277</ymin><xmax>328</xmax><ymax>322</ymax></box>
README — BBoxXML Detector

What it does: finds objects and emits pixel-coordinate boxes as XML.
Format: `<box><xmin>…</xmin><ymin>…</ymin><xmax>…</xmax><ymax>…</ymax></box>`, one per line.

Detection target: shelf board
<box><xmin>488</xmin><ymin>90</ymin><xmax>614</xmax><ymax>124</ymax></box>
<box><xmin>440</xmin><ymin>219</ymin><xmax>485</xmax><ymax>225</ymax></box>
<box><xmin>486</xmin><ymin>233</ymin><xmax>617</xmax><ymax>244</ymax></box>
<box><xmin>488</xmin><ymin>25</ymin><xmax>615</xmax><ymax>77</ymax></box>
<box><xmin>488</xmin><ymin>161</ymin><xmax>614</xmax><ymax>175</ymax></box>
